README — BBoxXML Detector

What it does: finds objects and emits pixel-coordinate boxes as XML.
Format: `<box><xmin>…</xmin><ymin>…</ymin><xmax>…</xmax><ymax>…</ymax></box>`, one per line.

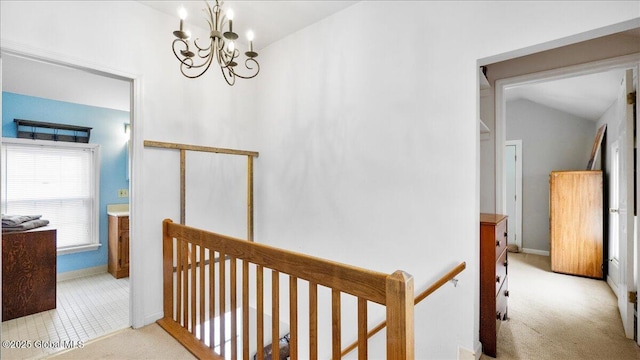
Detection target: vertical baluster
<box><xmin>289</xmin><ymin>276</ymin><xmax>298</xmax><ymax>360</ymax></box>
<box><xmin>272</xmin><ymin>270</ymin><xmax>280</xmax><ymax>360</ymax></box>
<box><xmin>219</xmin><ymin>251</ymin><xmax>226</xmax><ymax>358</ymax></box>
<box><xmin>209</xmin><ymin>249</ymin><xmax>216</xmax><ymax>349</ymax></box>
<box><xmin>231</xmin><ymin>257</ymin><xmax>237</xmax><ymax>360</ymax></box>
<box><xmin>309</xmin><ymin>282</ymin><xmax>317</xmax><ymax>360</ymax></box>
<box><xmin>256</xmin><ymin>266</ymin><xmax>264</xmax><ymax>360</ymax></box>
<box><xmin>199</xmin><ymin>245</ymin><xmax>205</xmax><ymax>342</ymax></box>
<box><xmin>191</xmin><ymin>243</ymin><xmax>197</xmax><ymax>334</ymax></box>
<box><xmin>332</xmin><ymin>289</ymin><xmax>341</xmax><ymax>360</ymax></box>
<box><xmin>176</xmin><ymin>237</ymin><xmax>182</xmax><ymax>325</ymax></box>
<box><xmin>357</xmin><ymin>298</ymin><xmax>367</xmax><ymax>360</ymax></box>
<box><xmin>182</xmin><ymin>241</ymin><xmax>188</xmax><ymax>330</ymax></box>
<box><xmin>243</xmin><ymin>261</ymin><xmax>250</xmax><ymax>360</ymax></box>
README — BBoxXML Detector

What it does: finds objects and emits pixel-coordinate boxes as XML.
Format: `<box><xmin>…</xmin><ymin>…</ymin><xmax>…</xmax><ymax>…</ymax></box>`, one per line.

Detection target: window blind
<box><xmin>2</xmin><ymin>140</ymin><xmax>99</xmax><ymax>250</ymax></box>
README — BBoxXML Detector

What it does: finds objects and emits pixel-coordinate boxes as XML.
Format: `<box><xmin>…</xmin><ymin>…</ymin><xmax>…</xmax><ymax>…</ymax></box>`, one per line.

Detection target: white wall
<box><xmin>1</xmin><ymin>1</ymin><xmax>639</xmax><ymax>358</ymax></box>
<box><xmin>249</xmin><ymin>2</ymin><xmax>638</xmax><ymax>357</ymax></box>
<box><xmin>506</xmin><ymin>99</ymin><xmax>596</xmax><ymax>253</ymax></box>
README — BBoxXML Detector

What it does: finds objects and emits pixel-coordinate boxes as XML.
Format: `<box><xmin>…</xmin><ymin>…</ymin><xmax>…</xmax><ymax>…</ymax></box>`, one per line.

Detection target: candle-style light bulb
<box><xmin>227</xmin><ymin>9</ymin><xmax>234</xmax><ymax>33</ymax></box>
<box><xmin>228</xmin><ymin>41</ymin><xmax>235</xmax><ymax>52</ymax></box>
<box><xmin>247</xmin><ymin>30</ymin><xmax>254</xmax><ymax>52</ymax></box>
<box><xmin>173</xmin><ymin>6</ymin><xmax>189</xmax><ymax>39</ymax></box>
<box><xmin>185</xmin><ymin>30</ymin><xmax>191</xmax><ymax>40</ymax></box>
<box><xmin>222</xmin><ymin>8</ymin><xmax>238</xmax><ymax>40</ymax></box>
<box><xmin>178</xmin><ymin>7</ymin><xmax>187</xmax><ymax>20</ymax></box>
<box><xmin>178</xmin><ymin>7</ymin><xmax>187</xmax><ymax>31</ymax></box>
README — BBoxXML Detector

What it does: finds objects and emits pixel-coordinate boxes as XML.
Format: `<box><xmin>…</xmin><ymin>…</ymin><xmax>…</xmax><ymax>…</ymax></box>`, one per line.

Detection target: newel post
<box><xmin>386</xmin><ymin>270</ymin><xmax>415</xmax><ymax>359</ymax></box>
<box><xmin>162</xmin><ymin>219</ymin><xmax>174</xmax><ymax>321</ymax></box>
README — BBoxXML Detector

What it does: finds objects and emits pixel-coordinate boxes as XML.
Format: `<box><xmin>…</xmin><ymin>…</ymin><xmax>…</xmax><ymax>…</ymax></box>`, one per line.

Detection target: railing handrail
<box><xmin>340</xmin><ymin>262</ymin><xmax>466</xmax><ymax>357</ymax></box>
<box><xmin>165</xmin><ymin>219</ymin><xmax>393</xmax><ymax>304</ymax></box>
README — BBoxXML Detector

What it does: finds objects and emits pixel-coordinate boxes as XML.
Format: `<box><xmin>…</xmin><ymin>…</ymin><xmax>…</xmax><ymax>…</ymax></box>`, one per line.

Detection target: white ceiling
<box><xmin>2</xmin><ymin>53</ymin><xmax>131</xmax><ymax>112</ymax></box>
<box><xmin>0</xmin><ymin>1</ymin><xmax>634</xmax><ymax>122</ymax></box>
<box><xmin>505</xmin><ymin>70</ymin><xmax>625</xmax><ymax>121</ymax></box>
<box><xmin>140</xmin><ymin>1</ymin><xmax>359</xmax><ymax>50</ymax></box>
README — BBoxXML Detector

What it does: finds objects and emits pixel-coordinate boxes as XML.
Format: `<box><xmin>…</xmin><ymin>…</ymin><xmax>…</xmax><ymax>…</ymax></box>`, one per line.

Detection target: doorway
<box><xmin>494</xmin><ymin>61</ymin><xmax>639</xmax><ymax>343</ymax></box>
<box><xmin>0</xmin><ymin>49</ymin><xmax>139</xmax><ymax>356</ymax></box>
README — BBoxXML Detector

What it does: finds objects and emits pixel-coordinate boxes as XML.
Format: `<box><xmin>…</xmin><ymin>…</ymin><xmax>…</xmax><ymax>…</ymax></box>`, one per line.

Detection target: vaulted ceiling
<box><xmin>2</xmin><ymin>2</ymin><xmax>637</xmax><ymax>122</ymax></box>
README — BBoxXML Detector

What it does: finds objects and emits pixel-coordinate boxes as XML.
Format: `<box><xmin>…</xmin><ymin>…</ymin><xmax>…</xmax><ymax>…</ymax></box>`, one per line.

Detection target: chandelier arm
<box><xmin>216</xmin><ymin>41</ymin><xmax>236</xmax><ymax>69</ymax></box>
<box><xmin>172</xmin><ymin>38</ymin><xmax>216</xmax><ymax>78</ymax></box>
<box><xmin>172</xmin><ymin>38</ymin><xmax>189</xmax><ymax>62</ymax></box>
<box><xmin>228</xmin><ymin>58</ymin><xmax>260</xmax><ymax>80</ymax></box>
<box><xmin>220</xmin><ymin>65</ymin><xmax>236</xmax><ymax>86</ymax></box>
<box><xmin>193</xmin><ymin>37</ymin><xmax>213</xmax><ymax>53</ymax></box>
<box><xmin>180</xmin><ymin>50</ymin><xmax>216</xmax><ymax>79</ymax></box>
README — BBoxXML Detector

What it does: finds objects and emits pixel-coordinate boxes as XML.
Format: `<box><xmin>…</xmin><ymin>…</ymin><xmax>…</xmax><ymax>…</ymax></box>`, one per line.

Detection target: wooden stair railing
<box><xmin>341</xmin><ymin>262</ymin><xmax>467</xmax><ymax>358</ymax></box>
<box><xmin>158</xmin><ymin>219</ymin><xmax>415</xmax><ymax>359</ymax></box>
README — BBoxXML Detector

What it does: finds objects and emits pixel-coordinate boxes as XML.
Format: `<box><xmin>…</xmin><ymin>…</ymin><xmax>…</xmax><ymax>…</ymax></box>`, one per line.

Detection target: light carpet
<box><xmin>47</xmin><ymin>323</ymin><xmax>195</xmax><ymax>360</ymax></box>
<box><xmin>481</xmin><ymin>252</ymin><xmax>640</xmax><ymax>360</ymax></box>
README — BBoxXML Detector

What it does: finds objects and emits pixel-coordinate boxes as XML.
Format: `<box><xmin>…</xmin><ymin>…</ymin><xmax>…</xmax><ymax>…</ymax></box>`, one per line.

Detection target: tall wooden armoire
<box><xmin>549</xmin><ymin>170</ymin><xmax>603</xmax><ymax>279</ymax></box>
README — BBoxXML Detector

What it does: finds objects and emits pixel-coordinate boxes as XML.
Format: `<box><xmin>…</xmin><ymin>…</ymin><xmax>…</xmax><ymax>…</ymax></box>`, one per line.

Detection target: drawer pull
<box><xmin>496</xmin><ymin>312</ymin><xmax>502</xmax><ymax>320</ymax></box>
<box><xmin>496</xmin><ymin>276</ymin><xmax>501</xmax><ymax>283</ymax></box>
<box><xmin>496</xmin><ymin>240</ymin><xmax>501</xmax><ymax>247</ymax></box>
<box><xmin>504</xmin><ymin>260</ymin><xmax>509</xmax><ymax>267</ymax></box>
<box><xmin>504</xmin><ymin>290</ymin><xmax>510</xmax><ymax>297</ymax></box>
<box><xmin>504</xmin><ymin>232</ymin><xmax>508</xmax><ymax>237</ymax></box>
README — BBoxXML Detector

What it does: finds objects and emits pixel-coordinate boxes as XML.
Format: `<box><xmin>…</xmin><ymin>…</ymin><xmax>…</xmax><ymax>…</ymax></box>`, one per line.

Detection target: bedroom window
<box><xmin>1</xmin><ymin>138</ymin><xmax>100</xmax><ymax>254</ymax></box>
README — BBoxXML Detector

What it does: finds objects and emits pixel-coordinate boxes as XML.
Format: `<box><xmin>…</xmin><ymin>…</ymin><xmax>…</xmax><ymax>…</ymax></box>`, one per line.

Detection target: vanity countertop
<box><xmin>107</xmin><ymin>204</ymin><xmax>129</xmax><ymax>217</ymax></box>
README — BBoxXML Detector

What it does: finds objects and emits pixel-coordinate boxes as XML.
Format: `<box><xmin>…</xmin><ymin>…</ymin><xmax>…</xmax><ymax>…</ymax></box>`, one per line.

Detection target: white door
<box><xmin>616</xmin><ymin>69</ymin><xmax>635</xmax><ymax>339</ymax></box>
<box><xmin>505</xmin><ymin>140</ymin><xmax>522</xmax><ymax>251</ymax></box>
<box><xmin>631</xmin><ymin>68</ymin><xmax>640</xmax><ymax>345</ymax></box>
<box><xmin>608</xmin><ymin>141</ymin><xmax>621</xmax><ymax>290</ymax></box>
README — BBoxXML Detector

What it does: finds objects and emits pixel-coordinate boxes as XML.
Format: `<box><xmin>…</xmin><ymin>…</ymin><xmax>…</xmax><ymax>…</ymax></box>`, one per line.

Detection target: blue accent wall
<box><xmin>2</xmin><ymin>92</ymin><xmax>129</xmax><ymax>274</ymax></box>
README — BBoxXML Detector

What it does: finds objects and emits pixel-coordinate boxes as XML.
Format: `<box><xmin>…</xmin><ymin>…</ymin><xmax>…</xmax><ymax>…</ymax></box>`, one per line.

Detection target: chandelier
<box><xmin>172</xmin><ymin>1</ymin><xmax>259</xmax><ymax>86</ymax></box>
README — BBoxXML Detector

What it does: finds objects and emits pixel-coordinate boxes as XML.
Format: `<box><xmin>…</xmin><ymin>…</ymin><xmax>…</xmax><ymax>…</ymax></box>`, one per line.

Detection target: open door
<box><xmin>616</xmin><ymin>68</ymin><xmax>636</xmax><ymax>340</ymax></box>
<box><xmin>505</xmin><ymin>140</ymin><xmax>522</xmax><ymax>251</ymax></box>
<box><xmin>632</xmin><ymin>68</ymin><xmax>640</xmax><ymax>345</ymax></box>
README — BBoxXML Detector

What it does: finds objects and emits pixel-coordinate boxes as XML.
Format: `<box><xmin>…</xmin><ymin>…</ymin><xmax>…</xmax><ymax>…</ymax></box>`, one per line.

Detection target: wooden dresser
<box><xmin>2</xmin><ymin>227</ymin><xmax>57</xmax><ymax>321</ymax></box>
<box><xmin>480</xmin><ymin>213</ymin><xmax>508</xmax><ymax>358</ymax></box>
<box><xmin>108</xmin><ymin>214</ymin><xmax>129</xmax><ymax>278</ymax></box>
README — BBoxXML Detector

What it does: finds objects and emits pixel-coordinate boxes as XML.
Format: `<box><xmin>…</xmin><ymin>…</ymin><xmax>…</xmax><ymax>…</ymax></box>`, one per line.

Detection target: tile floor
<box><xmin>1</xmin><ymin>273</ymin><xmax>129</xmax><ymax>359</ymax></box>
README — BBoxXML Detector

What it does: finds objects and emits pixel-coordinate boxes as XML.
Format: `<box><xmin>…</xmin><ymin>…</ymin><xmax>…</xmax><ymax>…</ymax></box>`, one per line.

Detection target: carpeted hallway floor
<box><xmin>481</xmin><ymin>252</ymin><xmax>640</xmax><ymax>360</ymax></box>
<box><xmin>48</xmin><ymin>322</ymin><xmax>195</xmax><ymax>360</ymax></box>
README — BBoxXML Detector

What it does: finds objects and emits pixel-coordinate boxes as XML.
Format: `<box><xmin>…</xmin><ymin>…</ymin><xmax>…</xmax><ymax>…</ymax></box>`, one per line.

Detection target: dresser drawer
<box><xmin>495</xmin><ymin>249</ymin><xmax>508</xmax><ymax>295</ymax></box>
<box><xmin>495</xmin><ymin>277</ymin><xmax>509</xmax><ymax>334</ymax></box>
<box><xmin>495</xmin><ymin>219</ymin><xmax>507</xmax><ymax>259</ymax></box>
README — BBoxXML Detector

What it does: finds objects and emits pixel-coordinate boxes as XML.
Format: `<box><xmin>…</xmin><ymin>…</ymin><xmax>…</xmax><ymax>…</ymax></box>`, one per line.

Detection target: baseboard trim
<box><xmin>521</xmin><ymin>248</ymin><xmax>550</xmax><ymax>256</ymax></box>
<box><xmin>57</xmin><ymin>265</ymin><xmax>108</xmax><ymax>282</ymax></box>
<box><xmin>458</xmin><ymin>342</ymin><xmax>482</xmax><ymax>360</ymax></box>
<box><xmin>144</xmin><ymin>311</ymin><xmax>164</xmax><ymax>328</ymax></box>
<box><xmin>607</xmin><ymin>276</ymin><xmax>619</xmax><ymax>295</ymax></box>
